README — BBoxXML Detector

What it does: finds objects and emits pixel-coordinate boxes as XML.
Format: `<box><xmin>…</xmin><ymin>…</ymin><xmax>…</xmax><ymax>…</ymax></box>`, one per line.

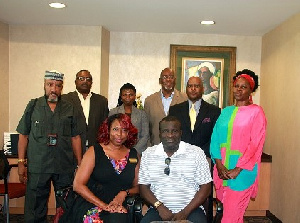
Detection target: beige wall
<box><xmin>9</xmin><ymin>25</ymin><xmax>105</xmax><ymax>131</ymax></box>
<box><xmin>8</xmin><ymin>26</ymin><xmax>262</xmax><ymax>130</ymax></box>
<box><xmin>109</xmin><ymin>32</ymin><xmax>262</xmax><ymax>108</ymax></box>
<box><xmin>261</xmin><ymin>13</ymin><xmax>300</xmax><ymax>222</ymax></box>
<box><xmin>0</xmin><ymin>21</ymin><xmax>9</xmax><ymax>146</ymax></box>
<box><xmin>100</xmin><ymin>27</ymin><xmax>110</xmax><ymax>98</ymax></box>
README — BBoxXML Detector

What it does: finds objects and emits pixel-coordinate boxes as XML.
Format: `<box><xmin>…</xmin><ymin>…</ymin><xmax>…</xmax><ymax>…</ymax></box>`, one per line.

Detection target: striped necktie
<box><xmin>189</xmin><ymin>103</ymin><xmax>196</xmax><ymax>131</ymax></box>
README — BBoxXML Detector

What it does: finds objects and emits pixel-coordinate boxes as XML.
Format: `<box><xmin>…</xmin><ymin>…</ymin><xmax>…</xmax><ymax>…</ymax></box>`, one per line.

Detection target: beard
<box><xmin>45</xmin><ymin>94</ymin><xmax>60</xmax><ymax>103</ymax></box>
<box><xmin>162</xmin><ymin>85</ymin><xmax>174</xmax><ymax>91</ymax></box>
<box><xmin>78</xmin><ymin>88</ymin><xmax>90</xmax><ymax>94</ymax></box>
<box><xmin>48</xmin><ymin>97</ymin><xmax>58</xmax><ymax>103</ymax></box>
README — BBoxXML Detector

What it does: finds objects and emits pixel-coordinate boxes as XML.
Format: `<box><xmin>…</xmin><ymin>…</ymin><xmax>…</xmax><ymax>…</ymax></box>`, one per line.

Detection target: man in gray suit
<box><xmin>63</xmin><ymin>70</ymin><xmax>108</xmax><ymax>152</ymax></box>
<box><xmin>144</xmin><ymin>67</ymin><xmax>187</xmax><ymax>146</ymax></box>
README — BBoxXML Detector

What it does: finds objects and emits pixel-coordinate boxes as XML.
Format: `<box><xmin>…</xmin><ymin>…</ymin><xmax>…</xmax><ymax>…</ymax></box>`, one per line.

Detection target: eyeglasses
<box><xmin>161</xmin><ymin>75</ymin><xmax>175</xmax><ymax>80</ymax></box>
<box><xmin>76</xmin><ymin>76</ymin><xmax>92</xmax><ymax>82</ymax></box>
<box><xmin>164</xmin><ymin>158</ymin><xmax>171</xmax><ymax>175</ymax></box>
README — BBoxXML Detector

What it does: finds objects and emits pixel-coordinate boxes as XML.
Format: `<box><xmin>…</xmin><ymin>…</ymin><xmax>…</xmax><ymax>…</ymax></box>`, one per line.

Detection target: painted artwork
<box><xmin>182</xmin><ymin>58</ymin><xmax>224</xmax><ymax>107</ymax></box>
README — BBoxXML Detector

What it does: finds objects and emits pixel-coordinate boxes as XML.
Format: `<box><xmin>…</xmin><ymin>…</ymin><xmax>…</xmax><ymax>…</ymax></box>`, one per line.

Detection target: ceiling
<box><xmin>0</xmin><ymin>0</ymin><xmax>300</xmax><ymax>36</ymax></box>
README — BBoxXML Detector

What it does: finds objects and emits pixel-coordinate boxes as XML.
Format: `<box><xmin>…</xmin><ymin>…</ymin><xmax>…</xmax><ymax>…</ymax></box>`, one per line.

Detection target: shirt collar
<box><xmin>160</xmin><ymin>90</ymin><xmax>174</xmax><ymax>99</ymax></box>
<box><xmin>188</xmin><ymin>99</ymin><xmax>202</xmax><ymax>110</ymax></box>
<box><xmin>154</xmin><ymin>141</ymin><xmax>187</xmax><ymax>157</ymax></box>
<box><xmin>76</xmin><ymin>89</ymin><xmax>92</xmax><ymax>100</ymax></box>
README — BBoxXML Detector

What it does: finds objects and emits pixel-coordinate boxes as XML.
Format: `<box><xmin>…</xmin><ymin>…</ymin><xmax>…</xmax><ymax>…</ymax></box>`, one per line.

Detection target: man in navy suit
<box><xmin>63</xmin><ymin>70</ymin><xmax>108</xmax><ymax>152</ymax></box>
<box><xmin>169</xmin><ymin>76</ymin><xmax>221</xmax><ymax>158</ymax></box>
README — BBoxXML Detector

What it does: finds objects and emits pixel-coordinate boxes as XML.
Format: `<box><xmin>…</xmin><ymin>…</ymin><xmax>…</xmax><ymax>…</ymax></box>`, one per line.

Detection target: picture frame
<box><xmin>170</xmin><ymin>45</ymin><xmax>236</xmax><ymax>108</ymax></box>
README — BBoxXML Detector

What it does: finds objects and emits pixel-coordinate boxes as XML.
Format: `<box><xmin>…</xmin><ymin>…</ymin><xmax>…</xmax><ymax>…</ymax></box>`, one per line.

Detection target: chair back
<box><xmin>0</xmin><ymin>149</ymin><xmax>10</xmax><ymax>180</ymax></box>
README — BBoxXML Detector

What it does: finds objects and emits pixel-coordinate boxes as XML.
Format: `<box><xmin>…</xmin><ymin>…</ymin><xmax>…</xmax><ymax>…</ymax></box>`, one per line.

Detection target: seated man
<box><xmin>139</xmin><ymin>116</ymin><xmax>212</xmax><ymax>223</ymax></box>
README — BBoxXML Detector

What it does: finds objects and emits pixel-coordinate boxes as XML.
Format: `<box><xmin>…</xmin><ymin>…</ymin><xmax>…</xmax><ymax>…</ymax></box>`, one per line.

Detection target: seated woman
<box><xmin>68</xmin><ymin>113</ymin><xmax>139</xmax><ymax>223</ymax></box>
<box><xmin>109</xmin><ymin>83</ymin><xmax>149</xmax><ymax>154</ymax></box>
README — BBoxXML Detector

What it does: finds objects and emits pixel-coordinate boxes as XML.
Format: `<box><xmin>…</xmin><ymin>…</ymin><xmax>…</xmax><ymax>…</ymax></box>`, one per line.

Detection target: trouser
<box><xmin>218</xmin><ymin>186</ymin><xmax>253</xmax><ymax>223</ymax></box>
<box><xmin>141</xmin><ymin>207</ymin><xmax>207</xmax><ymax>223</ymax></box>
<box><xmin>24</xmin><ymin>172</ymin><xmax>73</xmax><ymax>223</ymax></box>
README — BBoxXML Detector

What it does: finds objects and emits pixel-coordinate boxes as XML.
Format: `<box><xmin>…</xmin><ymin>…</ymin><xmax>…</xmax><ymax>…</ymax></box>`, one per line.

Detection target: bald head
<box><xmin>186</xmin><ymin>76</ymin><xmax>204</xmax><ymax>103</ymax></box>
<box><xmin>159</xmin><ymin>67</ymin><xmax>176</xmax><ymax>91</ymax></box>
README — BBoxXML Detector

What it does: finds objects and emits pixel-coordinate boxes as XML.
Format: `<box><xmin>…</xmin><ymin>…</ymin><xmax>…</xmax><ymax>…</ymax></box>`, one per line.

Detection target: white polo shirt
<box><xmin>139</xmin><ymin>141</ymin><xmax>212</xmax><ymax>213</ymax></box>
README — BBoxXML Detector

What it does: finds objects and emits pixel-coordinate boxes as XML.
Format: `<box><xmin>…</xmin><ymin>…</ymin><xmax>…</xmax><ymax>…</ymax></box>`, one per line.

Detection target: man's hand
<box><xmin>157</xmin><ymin>205</ymin><xmax>174</xmax><ymax>221</ymax></box>
<box><xmin>17</xmin><ymin>134</ymin><xmax>28</xmax><ymax>184</ymax></box>
<box><xmin>172</xmin><ymin>209</ymin><xmax>189</xmax><ymax>221</ymax></box>
<box><xmin>18</xmin><ymin>162</ymin><xmax>27</xmax><ymax>184</ymax></box>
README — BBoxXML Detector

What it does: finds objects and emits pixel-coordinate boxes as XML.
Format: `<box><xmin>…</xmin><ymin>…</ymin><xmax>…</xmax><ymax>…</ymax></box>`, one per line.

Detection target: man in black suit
<box><xmin>63</xmin><ymin>70</ymin><xmax>108</xmax><ymax>152</ymax></box>
<box><xmin>169</xmin><ymin>76</ymin><xmax>221</xmax><ymax>158</ymax></box>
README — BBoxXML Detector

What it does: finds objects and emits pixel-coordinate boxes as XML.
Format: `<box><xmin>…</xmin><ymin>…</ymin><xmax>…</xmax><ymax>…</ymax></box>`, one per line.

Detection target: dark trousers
<box><xmin>25</xmin><ymin>172</ymin><xmax>73</xmax><ymax>223</ymax></box>
<box><xmin>141</xmin><ymin>207</ymin><xmax>207</xmax><ymax>223</ymax></box>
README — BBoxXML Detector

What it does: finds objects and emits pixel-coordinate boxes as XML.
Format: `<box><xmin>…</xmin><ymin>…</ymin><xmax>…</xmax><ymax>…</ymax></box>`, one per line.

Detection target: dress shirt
<box><xmin>188</xmin><ymin>99</ymin><xmax>202</xmax><ymax>116</ymax></box>
<box><xmin>76</xmin><ymin>90</ymin><xmax>92</xmax><ymax>125</ymax></box>
<box><xmin>161</xmin><ymin>90</ymin><xmax>174</xmax><ymax>115</ymax></box>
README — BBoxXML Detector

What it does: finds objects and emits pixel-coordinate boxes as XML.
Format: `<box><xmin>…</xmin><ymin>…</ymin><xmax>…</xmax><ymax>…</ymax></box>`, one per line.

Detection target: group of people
<box><xmin>16</xmin><ymin>66</ymin><xmax>266</xmax><ymax>223</ymax></box>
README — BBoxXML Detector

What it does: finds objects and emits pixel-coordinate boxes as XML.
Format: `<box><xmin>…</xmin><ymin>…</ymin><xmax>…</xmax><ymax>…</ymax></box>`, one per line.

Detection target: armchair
<box><xmin>0</xmin><ymin>150</ymin><xmax>26</xmax><ymax>223</ymax></box>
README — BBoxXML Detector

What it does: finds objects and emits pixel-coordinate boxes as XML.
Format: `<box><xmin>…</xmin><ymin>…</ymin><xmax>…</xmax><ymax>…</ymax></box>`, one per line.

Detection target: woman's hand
<box><xmin>106</xmin><ymin>203</ymin><xmax>127</xmax><ymax>213</ymax></box>
<box><xmin>111</xmin><ymin>190</ymin><xmax>127</xmax><ymax>206</ymax></box>
<box><xmin>215</xmin><ymin>159</ymin><xmax>230</xmax><ymax>180</ymax></box>
<box><xmin>98</xmin><ymin>203</ymin><xmax>109</xmax><ymax>212</ymax></box>
<box><xmin>227</xmin><ymin>167</ymin><xmax>242</xmax><ymax>179</ymax></box>
<box><xmin>106</xmin><ymin>191</ymin><xmax>128</xmax><ymax>213</ymax></box>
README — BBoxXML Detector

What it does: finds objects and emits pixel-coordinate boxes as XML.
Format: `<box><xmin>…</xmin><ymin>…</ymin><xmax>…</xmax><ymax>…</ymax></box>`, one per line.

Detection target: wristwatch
<box><xmin>153</xmin><ymin>200</ymin><xmax>163</xmax><ymax>209</ymax></box>
<box><xmin>122</xmin><ymin>189</ymin><xmax>130</xmax><ymax>196</ymax></box>
<box><xmin>17</xmin><ymin>159</ymin><xmax>27</xmax><ymax>164</ymax></box>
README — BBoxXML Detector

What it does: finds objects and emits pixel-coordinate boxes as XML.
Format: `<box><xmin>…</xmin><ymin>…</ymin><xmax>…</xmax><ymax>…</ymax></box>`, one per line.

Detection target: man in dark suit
<box><xmin>169</xmin><ymin>76</ymin><xmax>221</xmax><ymax>158</ymax></box>
<box><xmin>63</xmin><ymin>70</ymin><xmax>108</xmax><ymax>152</ymax></box>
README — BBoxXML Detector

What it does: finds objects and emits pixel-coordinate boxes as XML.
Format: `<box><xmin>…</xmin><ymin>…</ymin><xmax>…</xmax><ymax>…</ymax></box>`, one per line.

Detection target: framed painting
<box><xmin>170</xmin><ymin>45</ymin><xmax>236</xmax><ymax>108</ymax></box>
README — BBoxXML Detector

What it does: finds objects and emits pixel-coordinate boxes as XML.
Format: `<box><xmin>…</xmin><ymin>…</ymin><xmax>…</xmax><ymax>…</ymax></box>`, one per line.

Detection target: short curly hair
<box><xmin>97</xmin><ymin>113</ymin><xmax>138</xmax><ymax>149</ymax></box>
<box><xmin>233</xmin><ymin>69</ymin><xmax>259</xmax><ymax>92</ymax></box>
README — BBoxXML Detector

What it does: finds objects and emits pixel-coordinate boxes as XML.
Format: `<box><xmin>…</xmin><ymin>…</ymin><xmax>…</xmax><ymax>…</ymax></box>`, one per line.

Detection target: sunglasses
<box><xmin>164</xmin><ymin>158</ymin><xmax>171</xmax><ymax>175</ymax></box>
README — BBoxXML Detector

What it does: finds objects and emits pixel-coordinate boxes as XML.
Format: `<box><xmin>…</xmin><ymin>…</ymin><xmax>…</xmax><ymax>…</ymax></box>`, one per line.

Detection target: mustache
<box><xmin>163</xmin><ymin>86</ymin><xmax>174</xmax><ymax>90</ymax></box>
<box><xmin>44</xmin><ymin>93</ymin><xmax>61</xmax><ymax>101</ymax></box>
<box><xmin>50</xmin><ymin>92</ymin><xmax>58</xmax><ymax>96</ymax></box>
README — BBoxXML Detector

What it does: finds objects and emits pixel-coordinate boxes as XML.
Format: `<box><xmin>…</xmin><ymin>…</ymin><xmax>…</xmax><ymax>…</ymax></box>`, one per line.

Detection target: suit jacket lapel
<box><xmin>71</xmin><ymin>91</ymin><xmax>84</xmax><ymax>114</ymax></box>
<box><xmin>130</xmin><ymin>106</ymin><xmax>139</xmax><ymax>123</ymax></box>
<box><xmin>118</xmin><ymin>105</ymin><xmax>126</xmax><ymax>113</ymax></box>
<box><xmin>182</xmin><ymin>101</ymin><xmax>192</xmax><ymax>132</ymax></box>
<box><xmin>88</xmin><ymin>93</ymin><xmax>96</xmax><ymax>123</ymax></box>
<box><xmin>170</xmin><ymin>89</ymin><xmax>180</xmax><ymax>106</ymax></box>
<box><xmin>194</xmin><ymin>100</ymin><xmax>208</xmax><ymax>130</ymax></box>
<box><xmin>131</xmin><ymin>105</ymin><xmax>138</xmax><ymax>115</ymax></box>
<box><xmin>155</xmin><ymin>92</ymin><xmax>165</xmax><ymax>115</ymax></box>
